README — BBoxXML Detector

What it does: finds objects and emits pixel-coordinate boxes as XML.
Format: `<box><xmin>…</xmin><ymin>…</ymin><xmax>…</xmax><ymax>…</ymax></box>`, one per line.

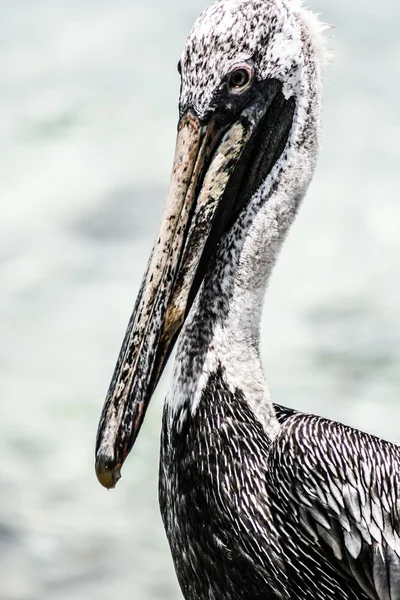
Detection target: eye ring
<box><xmin>227</xmin><ymin>65</ymin><xmax>253</xmax><ymax>92</ymax></box>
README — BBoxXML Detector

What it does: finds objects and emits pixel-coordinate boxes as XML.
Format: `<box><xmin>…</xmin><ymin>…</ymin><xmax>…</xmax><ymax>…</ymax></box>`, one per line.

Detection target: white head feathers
<box><xmin>180</xmin><ymin>0</ymin><xmax>328</xmax><ymax>119</ymax></box>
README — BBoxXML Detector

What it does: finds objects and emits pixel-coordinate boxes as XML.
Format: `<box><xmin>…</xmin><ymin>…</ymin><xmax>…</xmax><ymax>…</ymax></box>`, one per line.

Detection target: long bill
<box><xmin>95</xmin><ymin>80</ymin><xmax>295</xmax><ymax>489</ymax></box>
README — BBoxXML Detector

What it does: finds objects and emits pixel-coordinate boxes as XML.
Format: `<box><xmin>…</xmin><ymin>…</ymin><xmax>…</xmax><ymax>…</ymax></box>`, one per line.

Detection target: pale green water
<box><xmin>1</xmin><ymin>1</ymin><xmax>400</xmax><ymax>598</ymax></box>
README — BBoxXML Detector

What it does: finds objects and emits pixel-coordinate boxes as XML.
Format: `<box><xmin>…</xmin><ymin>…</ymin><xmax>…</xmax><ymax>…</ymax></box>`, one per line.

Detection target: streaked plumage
<box><xmin>95</xmin><ymin>1</ymin><xmax>400</xmax><ymax>599</ymax></box>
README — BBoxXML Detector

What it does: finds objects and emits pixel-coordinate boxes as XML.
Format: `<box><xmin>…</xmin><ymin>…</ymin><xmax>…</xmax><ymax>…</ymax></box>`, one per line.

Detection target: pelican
<box><xmin>95</xmin><ymin>0</ymin><xmax>400</xmax><ymax>598</ymax></box>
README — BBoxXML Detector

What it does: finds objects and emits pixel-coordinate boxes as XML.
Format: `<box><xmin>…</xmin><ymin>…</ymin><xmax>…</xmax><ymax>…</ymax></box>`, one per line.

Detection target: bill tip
<box><xmin>95</xmin><ymin>455</ymin><xmax>122</xmax><ymax>490</ymax></box>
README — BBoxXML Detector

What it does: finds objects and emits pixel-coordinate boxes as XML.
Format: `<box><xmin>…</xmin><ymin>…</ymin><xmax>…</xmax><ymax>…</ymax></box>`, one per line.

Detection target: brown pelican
<box><xmin>95</xmin><ymin>0</ymin><xmax>400</xmax><ymax>598</ymax></box>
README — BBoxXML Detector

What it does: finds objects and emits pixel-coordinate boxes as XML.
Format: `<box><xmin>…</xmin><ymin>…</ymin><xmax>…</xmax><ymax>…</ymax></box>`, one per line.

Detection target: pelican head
<box><xmin>95</xmin><ymin>0</ymin><xmax>325</xmax><ymax>488</ymax></box>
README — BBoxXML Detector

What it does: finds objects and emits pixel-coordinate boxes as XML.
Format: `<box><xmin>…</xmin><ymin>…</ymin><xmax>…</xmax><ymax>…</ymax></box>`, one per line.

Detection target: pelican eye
<box><xmin>177</xmin><ymin>60</ymin><xmax>182</xmax><ymax>75</ymax></box>
<box><xmin>228</xmin><ymin>66</ymin><xmax>253</xmax><ymax>92</ymax></box>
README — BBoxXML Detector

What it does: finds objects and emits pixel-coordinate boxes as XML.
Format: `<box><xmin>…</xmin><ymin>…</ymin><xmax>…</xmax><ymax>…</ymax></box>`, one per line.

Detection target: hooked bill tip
<box><xmin>95</xmin><ymin>455</ymin><xmax>122</xmax><ymax>490</ymax></box>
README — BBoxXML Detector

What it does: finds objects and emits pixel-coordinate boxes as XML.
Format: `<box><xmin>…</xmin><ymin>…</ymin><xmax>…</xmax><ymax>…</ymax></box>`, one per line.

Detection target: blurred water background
<box><xmin>1</xmin><ymin>0</ymin><xmax>400</xmax><ymax>598</ymax></box>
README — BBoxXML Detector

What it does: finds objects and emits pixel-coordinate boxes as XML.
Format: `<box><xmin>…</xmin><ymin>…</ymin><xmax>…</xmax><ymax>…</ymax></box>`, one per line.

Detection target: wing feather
<box><xmin>270</xmin><ymin>409</ymin><xmax>400</xmax><ymax>600</ymax></box>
